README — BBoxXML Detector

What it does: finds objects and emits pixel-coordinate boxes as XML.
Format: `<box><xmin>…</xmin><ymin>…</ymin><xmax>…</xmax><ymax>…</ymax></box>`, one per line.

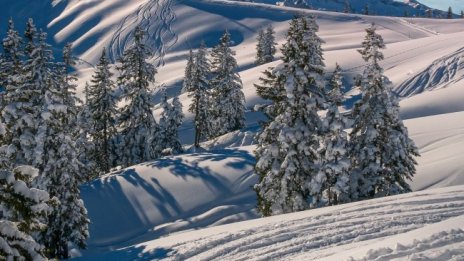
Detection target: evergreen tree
<box><xmin>255</xmin><ymin>29</ymin><xmax>265</xmax><ymax>65</ymax></box>
<box><xmin>117</xmin><ymin>26</ymin><xmax>160</xmax><ymax>167</ymax></box>
<box><xmin>169</xmin><ymin>95</ymin><xmax>184</xmax><ymax>153</ymax></box>
<box><xmin>256</xmin><ymin>26</ymin><xmax>277</xmax><ymax>65</ymax></box>
<box><xmin>24</xmin><ymin>18</ymin><xmax>38</xmax><ymax>58</ymax></box>
<box><xmin>181</xmin><ymin>49</ymin><xmax>195</xmax><ymax>93</ymax></box>
<box><xmin>0</xmin><ymin>19</ymin><xmax>23</xmax><ymax>90</ymax></box>
<box><xmin>210</xmin><ymin>31</ymin><xmax>246</xmax><ymax>137</ymax></box>
<box><xmin>88</xmin><ymin>48</ymin><xmax>118</xmax><ymax>174</ymax></box>
<box><xmin>320</xmin><ymin>64</ymin><xmax>350</xmax><ymax>205</ymax></box>
<box><xmin>32</xmin><ymin>36</ymin><xmax>89</xmax><ymax>259</ymax></box>
<box><xmin>254</xmin><ymin>16</ymin><xmax>327</xmax><ymax>216</ymax></box>
<box><xmin>350</xmin><ymin>24</ymin><xmax>419</xmax><ymax>200</ymax></box>
<box><xmin>1</xmin><ymin>30</ymin><xmax>49</xmax><ymax>170</ymax></box>
<box><xmin>188</xmin><ymin>41</ymin><xmax>212</xmax><ymax>148</ymax></box>
<box><xmin>159</xmin><ymin>88</ymin><xmax>184</xmax><ymax>154</ymax></box>
<box><xmin>76</xmin><ymin>83</ymin><xmax>97</xmax><ymax>181</ymax></box>
<box><xmin>343</xmin><ymin>0</ymin><xmax>352</xmax><ymax>13</ymax></box>
<box><xmin>461</xmin><ymin>10</ymin><xmax>464</xmax><ymax>19</ymax></box>
<box><xmin>0</xmin><ymin>166</ymin><xmax>49</xmax><ymax>260</ymax></box>
<box><xmin>363</xmin><ymin>4</ymin><xmax>369</xmax><ymax>15</ymax></box>
<box><xmin>263</xmin><ymin>25</ymin><xmax>277</xmax><ymax>63</ymax></box>
<box><xmin>159</xmin><ymin>87</ymin><xmax>171</xmax><ymax>152</ymax></box>
<box><xmin>447</xmin><ymin>6</ymin><xmax>453</xmax><ymax>19</ymax></box>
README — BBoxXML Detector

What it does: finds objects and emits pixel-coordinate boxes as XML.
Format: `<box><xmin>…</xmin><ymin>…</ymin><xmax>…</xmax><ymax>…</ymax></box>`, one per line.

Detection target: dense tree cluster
<box><xmin>184</xmin><ymin>32</ymin><xmax>246</xmax><ymax>148</ymax></box>
<box><xmin>253</xmin><ymin>17</ymin><xmax>419</xmax><ymax>216</ymax></box>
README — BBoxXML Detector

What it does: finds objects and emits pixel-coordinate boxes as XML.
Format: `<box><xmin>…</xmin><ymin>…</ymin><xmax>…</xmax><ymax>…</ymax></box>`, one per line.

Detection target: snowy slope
<box><xmin>77</xmin><ymin>109</ymin><xmax>464</xmax><ymax>257</ymax></box>
<box><xmin>3</xmin><ymin>0</ymin><xmax>464</xmax><ymax>259</ymax></box>
<box><xmin>79</xmin><ymin>185</ymin><xmax>464</xmax><ymax>260</ymax></box>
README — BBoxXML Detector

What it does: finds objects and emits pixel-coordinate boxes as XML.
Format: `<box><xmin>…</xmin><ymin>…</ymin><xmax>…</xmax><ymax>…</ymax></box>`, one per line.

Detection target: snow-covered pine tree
<box><xmin>349</xmin><ymin>24</ymin><xmax>419</xmax><ymax>200</ymax></box>
<box><xmin>117</xmin><ymin>26</ymin><xmax>160</xmax><ymax>167</ymax></box>
<box><xmin>24</xmin><ymin>18</ymin><xmax>38</xmax><ymax>58</ymax></box>
<box><xmin>0</xmin><ymin>19</ymin><xmax>23</xmax><ymax>90</ymax></box>
<box><xmin>75</xmin><ymin>82</ymin><xmax>97</xmax><ymax>181</ymax></box>
<box><xmin>158</xmin><ymin>87</ymin><xmax>171</xmax><ymax>152</ymax></box>
<box><xmin>0</xmin><ymin>28</ymin><xmax>46</xmax><ymax>169</ymax></box>
<box><xmin>254</xmin><ymin>16</ymin><xmax>327</xmax><ymax>216</ymax></box>
<box><xmin>159</xmin><ymin>88</ymin><xmax>184</xmax><ymax>154</ymax></box>
<box><xmin>188</xmin><ymin>41</ymin><xmax>212</xmax><ymax>148</ymax></box>
<box><xmin>262</xmin><ymin>25</ymin><xmax>277</xmax><ymax>64</ymax></box>
<box><xmin>168</xmin><ymin>95</ymin><xmax>184</xmax><ymax>153</ymax></box>
<box><xmin>34</xmin><ymin>37</ymin><xmax>89</xmax><ymax>259</ymax></box>
<box><xmin>88</xmin><ymin>48</ymin><xmax>118</xmax><ymax>174</ymax></box>
<box><xmin>181</xmin><ymin>49</ymin><xmax>195</xmax><ymax>93</ymax></box>
<box><xmin>320</xmin><ymin>64</ymin><xmax>350</xmax><ymax>205</ymax></box>
<box><xmin>0</xmin><ymin>166</ymin><xmax>49</xmax><ymax>261</ymax></box>
<box><xmin>210</xmin><ymin>31</ymin><xmax>245</xmax><ymax>137</ymax></box>
<box><xmin>255</xmin><ymin>29</ymin><xmax>265</xmax><ymax>65</ymax></box>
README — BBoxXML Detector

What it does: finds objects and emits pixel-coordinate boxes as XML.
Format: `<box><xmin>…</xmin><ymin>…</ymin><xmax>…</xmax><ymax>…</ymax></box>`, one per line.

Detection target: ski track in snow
<box><xmin>108</xmin><ymin>0</ymin><xmax>178</xmax><ymax>66</ymax></box>
<box><xmin>396</xmin><ymin>47</ymin><xmax>464</xmax><ymax>97</ymax></box>
<box><xmin>159</xmin><ymin>190</ymin><xmax>464</xmax><ymax>261</ymax></box>
<box><xmin>356</xmin><ymin>229</ymin><xmax>464</xmax><ymax>261</ymax></box>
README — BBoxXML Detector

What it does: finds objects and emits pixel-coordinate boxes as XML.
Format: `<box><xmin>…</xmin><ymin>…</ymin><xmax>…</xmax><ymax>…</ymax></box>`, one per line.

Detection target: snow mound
<box><xmin>80</xmin><ymin>146</ymin><xmax>257</xmax><ymax>254</ymax></box>
<box><xmin>396</xmin><ymin>47</ymin><xmax>464</xmax><ymax>97</ymax></box>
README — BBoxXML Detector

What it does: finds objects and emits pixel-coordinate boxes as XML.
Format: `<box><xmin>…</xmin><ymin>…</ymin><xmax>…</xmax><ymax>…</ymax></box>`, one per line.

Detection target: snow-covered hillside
<box><xmin>80</xmin><ymin>185</ymin><xmax>464</xmax><ymax>260</ymax></box>
<box><xmin>3</xmin><ymin>0</ymin><xmax>464</xmax><ymax>259</ymax></box>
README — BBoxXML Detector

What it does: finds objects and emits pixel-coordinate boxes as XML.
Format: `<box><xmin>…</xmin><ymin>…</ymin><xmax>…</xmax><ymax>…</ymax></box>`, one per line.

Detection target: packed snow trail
<box><xmin>108</xmin><ymin>0</ymin><xmax>178</xmax><ymax>65</ymax></box>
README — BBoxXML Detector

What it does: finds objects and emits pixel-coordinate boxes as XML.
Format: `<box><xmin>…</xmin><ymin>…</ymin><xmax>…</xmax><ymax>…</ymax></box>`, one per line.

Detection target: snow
<box><xmin>79</xmin><ymin>185</ymin><xmax>464</xmax><ymax>260</ymax></box>
<box><xmin>3</xmin><ymin>0</ymin><xmax>464</xmax><ymax>259</ymax></box>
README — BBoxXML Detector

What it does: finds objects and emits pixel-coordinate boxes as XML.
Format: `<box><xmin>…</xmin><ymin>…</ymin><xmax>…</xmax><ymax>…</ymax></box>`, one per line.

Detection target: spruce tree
<box><xmin>188</xmin><ymin>41</ymin><xmax>212</xmax><ymax>148</ymax></box>
<box><xmin>363</xmin><ymin>4</ymin><xmax>369</xmax><ymax>15</ymax></box>
<box><xmin>254</xmin><ymin>16</ymin><xmax>327</xmax><ymax>216</ymax></box>
<box><xmin>181</xmin><ymin>49</ymin><xmax>195</xmax><ymax>93</ymax></box>
<box><xmin>1</xmin><ymin>29</ymin><xmax>47</xmax><ymax>169</ymax></box>
<box><xmin>255</xmin><ymin>26</ymin><xmax>277</xmax><ymax>65</ymax></box>
<box><xmin>32</xmin><ymin>37</ymin><xmax>89</xmax><ymax>259</ymax></box>
<box><xmin>447</xmin><ymin>6</ymin><xmax>453</xmax><ymax>19</ymax></box>
<box><xmin>343</xmin><ymin>0</ymin><xmax>352</xmax><ymax>13</ymax></box>
<box><xmin>117</xmin><ymin>26</ymin><xmax>160</xmax><ymax>167</ymax></box>
<box><xmin>350</xmin><ymin>24</ymin><xmax>419</xmax><ymax>200</ymax></box>
<box><xmin>24</xmin><ymin>18</ymin><xmax>38</xmax><ymax>58</ymax></box>
<box><xmin>88</xmin><ymin>48</ymin><xmax>118</xmax><ymax>174</ymax></box>
<box><xmin>0</xmin><ymin>166</ymin><xmax>49</xmax><ymax>260</ymax></box>
<box><xmin>0</xmin><ymin>19</ymin><xmax>23</xmax><ymax>90</ymax></box>
<box><xmin>76</xmin><ymin>83</ymin><xmax>97</xmax><ymax>181</ymax></box>
<box><xmin>159</xmin><ymin>89</ymin><xmax>184</xmax><ymax>154</ymax></box>
<box><xmin>255</xmin><ymin>29</ymin><xmax>265</xmax><ymax>65</ymax></box>
<box><xmin>169</xmin><ymin>95</ymin><xmax>184</xmax><ymax>153</ymax></box>
<box><xmin>159</xmin><ymin>87</ymin><xmax>171</xmax><ymax>152</ymax></box>
<box><xmin>461</xmin><ymin>10</ymin><xmax>464</xmax><ymax>19</ymax></box>
<box><xmin>210</xmin><ymin>31</ymin><xmax>245</xmax><ymax>137</ymax></box>
<box><xmin>262</xmin><ymin>25</ymin><xmax>277</xmax><ymax>63</ymax></box>
<box><xmin>320</xmin><ymin>64</ymin><xmax>350</xmax><ymax>205</ymax></box>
